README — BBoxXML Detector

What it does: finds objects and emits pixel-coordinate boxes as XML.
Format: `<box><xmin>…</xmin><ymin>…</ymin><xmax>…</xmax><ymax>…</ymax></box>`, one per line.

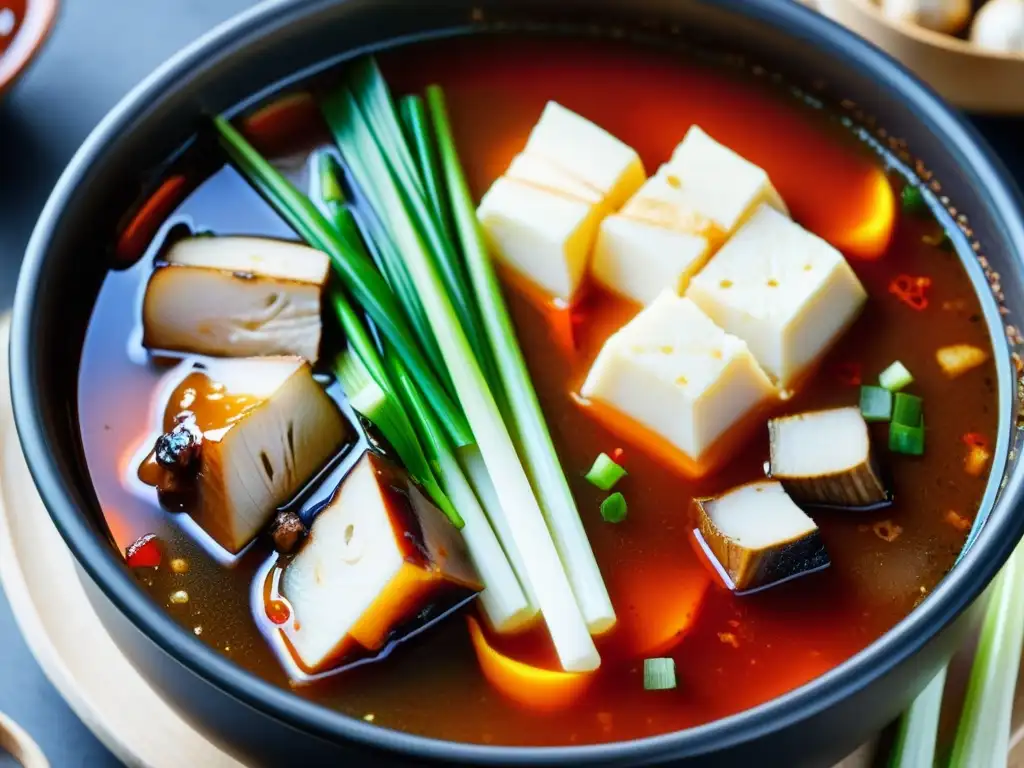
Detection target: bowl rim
<box><xmin>836</xmin><ymin>0</ymin><xmax>1024</xmax><ymax>63</ymax></box>
<box><xmin>11</xmin><ymin>0</ymin><xmax>1024</xmax><ymax>764</ymax></box>
<box><xmin>0</xmin><ymin>0</ymin><xmax>59</xmax><ymax>98</ymax></box>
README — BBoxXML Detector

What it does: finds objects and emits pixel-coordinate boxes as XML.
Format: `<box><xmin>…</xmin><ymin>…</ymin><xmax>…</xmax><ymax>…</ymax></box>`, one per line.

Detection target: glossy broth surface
<box><xmin>78</xmin><ymin>35</ymin><xmax>998</xmax><ymax>746</ymax></box>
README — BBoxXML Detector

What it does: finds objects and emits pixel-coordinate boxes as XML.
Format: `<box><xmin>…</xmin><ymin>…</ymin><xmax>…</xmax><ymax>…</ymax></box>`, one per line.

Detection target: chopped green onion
<box><xmin>212</xmin><ymin>115</ymin><xmax>471</xmax><ymax>448</ymax></box>
<box><xmin>323</xmin><ymin>63</ymin><xmax>599</xmax><ymax>672</ymax></box>
<box><xmin>879</xmin><ymin>361</ymin><xmax>914</xmax><ymax>392</ymax></box>
<box><xmin>859</xmin><ymin>385</ymin><xmax>893</xmax><ymax>422</ymax></box>
<box><xmin>600</xmin><ymin>493</ymin><xmax>628</xmax><ymax>524</ymax></box>
<box><xmin>317</xmin><ymin>151</ymin><xmax>345</xmax><ymax>207</ymax></box>
<box><xmin>892</xmin><ymin>392</ymin><xmax>923</xmax><ymax>427</ymax></box>
<box><xmin>427</xmin><ymin>84</ymin><xmax>616</xmax><ymax>635</ymax></box>
<box><xmin>890</xmin><ymin>418</ymin><xmax>925</xmax><ymax>456</ymax></box>
<box><xmin>949</xmin><ymin>543</ymin><xmax>1024</xmax><ymax>767</ymax></box>
<box><xmin>585</xmin><ymin>453</ymin><xmax>627</xmax><ymax>491</ymax></box>
<box><xmin>643</xmin><ymin>658</ymin><xmax>677</xmax><ymax>691</ymax></box>
<box><xmin>900</xmin><ymin>185</ymin><xmax>927</xmax><ymax>215</ymax></box>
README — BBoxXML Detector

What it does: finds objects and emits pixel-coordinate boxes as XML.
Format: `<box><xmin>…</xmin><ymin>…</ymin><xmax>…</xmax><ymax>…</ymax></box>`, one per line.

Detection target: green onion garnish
<box><xmin>890</xmin><ymin>418</ymin><xmax>925</xmax><ymax>456</ymax></box>
<box><xmin>600</xmin><ymin>493</ymin><xmax>628</xmax><ymax>524</ymax></box>
<box><xmin>879</xmin><ymin>361</ymin><xmax>914</xmax><ymax>392</ymax></box>
<box><xmin>643</xmin><ymin>658</ymin><xmax>677</xmax><ymax>691</ymax></box>
<box><xmin>900</xmin><ymin>185</ymin><xmax>927</xmax><ymax>215</ymax></box>
<box><xmin>585</xmin><ymin>453</ymin><xmax>627</xmax><ymax>491</ymax></box>
<box><xmin>859</xmin><ymin>385</ymin><xmax>893</xmax><ymax>422</ymax></box>
<box><xmin>892</xmin><ymin>392</ymin><xmax>923</xmax><ymax>427</ymax></box>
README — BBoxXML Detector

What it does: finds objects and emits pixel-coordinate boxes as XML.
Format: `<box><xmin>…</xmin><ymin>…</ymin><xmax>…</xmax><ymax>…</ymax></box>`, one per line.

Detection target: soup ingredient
<box><xmin>477</xmin><ymin>176</ymin><xmax>602</xmax><ymax>301</ymax></box>
<box><xmin>115</xmin><ymin>175</ymin><xmax>190</xmax><ymax>266</ymax></box>
<box><xmin>879</xmin><ymin>360</ymin><xmax>915</xmax><ymax>391</ymax></box>
<box><xmin>949</xmin><ymin>544</ymin><xmax>1024</xmax><ymax>767</ymax></box>
<box><xmin>687</xmin><ymin>204</ymin><xmax>867</xmax><ymax>387</ymax></box>
<box><xmin>890</xmin><ymin>419</ymin><xmax>926</xmax><ymax>456</ymax></box>
<box><xmin>892</xmin><ymin>393</ymin><xmax>923</xmax><ymax>427</ymax></box>
<box><xmin>900</xmin><ymin>185</ymin><xmax>928</xmax><ymax>215</ymax></box>
<box><xmin>142</xmin><ymin>236</ymin><xmax>329</xmax><ymax>362</ymax></box>
<box><xmin>280</xmin><ymin>452</ymin><xmax>482</xmax><ymax>672</ymax></box>
<box><xmin>579</xmin><ymin>291</ymin><xmax>775</xmax><ymax>472</ymax></box>
<box><xmin>139</xmin><ymin>358</ymin><xmax>348</xmax><ymax>553</ymax></box>
<box><xmin>429</xmin><ymin>85</ymin><xmax>616</xmax><ymax>637</ymax></box>
<box><xmin>584</xmin><ymin>452</ymin><xmax>627</xmax><ymax>491</ymax></box>
<box><xmin>213</xmin><ymin>116</ymin><xmax>472</xmax><ymax>449</ymax></box>
<box><xmin>859</xmin><ymin>384</ymin><xmax>894</xmax><ymax>422</ymax></box>
<box><xmin>768</xmin><ymin>407</ymin><xmax>890</xmax><ymax>509</ymax></box>
<box><xmin>888</xmin><ymin>667</ymin><xmax>946</xmax><ymax>768</ymax></box>
<box><xmin>879</xmin><ymin>0</ymin><xmax>972</xmax><ymax>34</ymax></box>
<box><xmin>591</xmin><ymin>215</ymin><xmax>709</xmax><ymax>305</ymax></box>
<box><xmin>125</xmin><ymin>533</ymin><xmax>162</xmax><ymax>568</ymax></box>
<box><xmin>169</xmin><ymin>590</ymin><xmax>189</xmax><ymax>605</ymax></box>
<box><xmin>269</xmin><ymin>510</ymin><xmax>307</xmax><ymax>554</ymax></box>
<box><xmin>505</xmin><ymin>152</ymin><xmax>604</xmax><ymax>205</ymax></box>
<box><xmin>936</xmin><ymin>344</ymin><xmax>989</xmax><ymax>378</ymax></box>
<box><xmin>466</xmin><ymin>617</ymin><xmax>594</xmax><ymax>712</ymax></box>
<box><xmin>599</xmin><ymin>492</ymin><xmax>628</xmax><ymax>524</ymax></box>
<box><xmin>643</xmin><ymin>658</ymin><xmax>677</xmax><ymax>691</ymax></box>
<box><xmin>523</xmin><ymin>100</ymin><xmax>644</xmax><ymax>210</ymax></box>
<box><xmin>154</xmin><ymin>413</ymin><xmax>203</xmax><ymax>472</ymax></box>
<box><xmin>969</xmin><ymin>0</ymin><xmax>1024</xmax><ymax>52</ymax></box>
<box><xmin>964</xmin><ymin>433</ymin><xmax>992</xmax><ymax>477</ymax></box>
<box><xmin>322</xmin><ymin>65</ymin><xmax>604</xmax><ymax>670</ymax></box>
<box><xmin>695</xmin><ymin>481</ymin><xmax>829</xmax><ymax>592</ymax></box>
<box><xmin>890</xmin><ymin>274</ymin><xmax>932</xmax><ymax>312</ymax></box>
<box><xmin>592</xmin><ymin>126</ymin><xmax>788</xmax><ymax>305</ymax></box>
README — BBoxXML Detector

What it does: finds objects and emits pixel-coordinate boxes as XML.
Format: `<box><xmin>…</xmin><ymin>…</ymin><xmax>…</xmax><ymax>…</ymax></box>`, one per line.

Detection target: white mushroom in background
<box><xmin>879</xmin><ymin>0</ymin><xmax>973</xmax><ymax>34</ymax></box>
<box><xmin>970</xmin><ymin>0</ymin><xmax>1024</xmax><ymax>53</ymax></box>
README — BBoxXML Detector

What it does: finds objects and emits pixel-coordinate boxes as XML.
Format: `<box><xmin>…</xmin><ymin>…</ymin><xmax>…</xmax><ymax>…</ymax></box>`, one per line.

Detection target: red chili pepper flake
<box><xmin>114</xmin><ymin>174</ymin><xmax>188</xmax><ymax>267</ymax></box>
<box><xmin>889</xmin><ymin>274</ymin><xmax>932</xmax><ymax>311</ymax></box>
<box><xmin>962</xmin><ymin>432</ymin><xmax>990</xmax><ymax>449</ymax></box>
<box><xmin>125</xmin><ymin>533</ymin><xmax>162</xmax><ymax>568</ymax></box>
<box><xmin>834</xmin><ymin>361</ymin><xmax>862</xmax><ymax>387</ymax></box>
<box><xmin>611</xmin><ymin>447</ymin><xmax>625</xmax><ymax>463</ymax></box>
<box><xmin>266</xmin><ymin>599</ymin><xmax>292</xmax><ymax>626</ymax></box>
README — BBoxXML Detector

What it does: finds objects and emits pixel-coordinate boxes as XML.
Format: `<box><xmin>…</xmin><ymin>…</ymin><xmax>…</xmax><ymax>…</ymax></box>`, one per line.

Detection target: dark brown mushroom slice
<box><xmin>694</xmin><ymin>480</ymin><xmax>829</xmax><ymax>592</ymax></box>
<box><xmin>768</xmin><ymin>406</ymin><xmax>890</xmax><ymax>509</ymax></box>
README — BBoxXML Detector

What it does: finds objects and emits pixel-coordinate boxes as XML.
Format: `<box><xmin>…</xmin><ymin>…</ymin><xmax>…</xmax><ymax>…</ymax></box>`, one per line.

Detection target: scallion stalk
<box><xmin>643</xmin><ymin>658</ymin><xmax>677</xmax><ymax>691</ymax></box>
<box><xmin>213</xmin><ymin>116</ymin><xmax>471</xmax><ymax>448</ymax></box>
<box><xmin>892</xmin><ymin>392</ymin><xmax>923</xmax><ymax>427</ymax></box>
<box><xmin>585</xmin><ymin>453</ymin><xmax>627</xmax><ymax>491</ymax></box>
<box><xmin>860</xmin><ymin>385</ymin><xmax>893</xmax><ymax>423</ymax></box>
<box><xmin>889</xmin><ymin>667</ymin><xmax>946</xmax><ymax>768</ymax></box>
<box><xmin>600</xmin><ymin>493</ymin><xmax>628</xmax><ymax>524</ymax></box>
<box><xmin>323</xmin><ymin>73</ymin><xmax>599</xmax><ymax>671</ymax></box>
<box><xmin>398</xmin><ymin>94</ymin><xmax>455</xmax><ymax>245</ymax></box>
<box><xmin>880</xmin><ymin>361</ymin><xmax>915</xmax><ymax>392</ymax></box>
<box><xmin>426</xmin><ymin>84</ymin><xmax>617</xmax><ymax>635</ymax></box>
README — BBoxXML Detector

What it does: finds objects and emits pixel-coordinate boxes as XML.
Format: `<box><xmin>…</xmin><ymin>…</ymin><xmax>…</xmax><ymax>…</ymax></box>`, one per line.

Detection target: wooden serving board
<box><xmin>0</xmin><ymin>308</ymin><xmax>1008</xmax><ymax>767</ymax></box>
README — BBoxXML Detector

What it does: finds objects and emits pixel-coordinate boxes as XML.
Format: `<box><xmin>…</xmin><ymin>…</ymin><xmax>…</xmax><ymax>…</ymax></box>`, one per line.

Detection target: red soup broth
<box><xmin>78</xmin><ymin>35</ymin><xmax>998</xmax><ymax>746</ymax></box>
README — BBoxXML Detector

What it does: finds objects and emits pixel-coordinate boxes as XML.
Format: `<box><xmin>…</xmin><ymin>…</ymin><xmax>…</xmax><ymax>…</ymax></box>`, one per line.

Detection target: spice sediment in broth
<box><xmin>78</xmin><ymin>35</ymin><xmax>998</xmax><ymax>746</ymax></box>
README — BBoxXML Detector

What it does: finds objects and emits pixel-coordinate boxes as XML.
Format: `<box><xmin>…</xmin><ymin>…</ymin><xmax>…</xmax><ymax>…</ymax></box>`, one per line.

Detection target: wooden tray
<box><xmin>0</xmin><ymin>306</ymin><xmax>1009</xmax><ymax>767</ymax></box>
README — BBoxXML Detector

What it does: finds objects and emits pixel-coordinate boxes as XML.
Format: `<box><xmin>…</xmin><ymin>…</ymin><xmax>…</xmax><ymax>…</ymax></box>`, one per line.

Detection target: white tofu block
<box><xmin>660</xmin><ymin>125</ymin><xmax>788</xmax><ymax>233</ymax></box>
<box><xmin>580</xmin><ymin>292</ymin><xmax>775</xmax><ymax>463</ymax></box>
<box><xmin>505</xmin><ymin>152</ymin><xmax>604</xmax><ymax>205</ymax></box>
<box><xmin>477</xmin><ymin>176</ymin><xmax>602</xmax><ymax>301</ymax></box>
<box><xmin>524</xmin><ymin>101</ymin><xmax>645</xmax><ymax>210</ymax></box>
<box><xmin>591</xmin><ymin>215</ymin><xmax>711</xmax><ymax>305</ymax></box>
<box><xmin>686</xmin><ymin>204</ymin><xmax>868</xmax><ymax>387</ymax></box>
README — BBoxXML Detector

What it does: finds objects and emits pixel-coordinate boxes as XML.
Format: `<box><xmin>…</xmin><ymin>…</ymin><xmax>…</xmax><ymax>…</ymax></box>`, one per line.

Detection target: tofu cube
<box><xmin>620</xmin><ymin>165</ymin><xmax>728</xmax><ymax>242</ymax></box>
<box><xmin>591</xmin><ymin>215</ymin><xmax>711</xmax><ymax>305</ymax></box>
<box><xmin>524</xmin><ymin>101</ymin><xmax>645</xmax><ymax>210</ymax></box>
<box><xmin>665</xmin><ymin>125</ymin><xmax>789</xmax><ymax>233</ymax></box>
<box><xmin>580</xmin><ymin>292</ymin><xmax>775</xmax><ymax>465</ymax></box>
<box><xmin>687</xmin><ymin>204</ymin><xmax>868</xmax><ymax>387</ymax></box>
<box><xmin>280</xmin><ymin>452</ymin><xmax>481</xmax><ymax>673</ymax></box>
<box><xmin>143</xmin><ymin>236</ymin><xmax>330</xmax><ymax>362</ymax></box>
<box><xmin>141</xmin><ymin>357</ymin><xmax>348</xmax><ymax>553</ymax></box>
<box><xmin>477</xmin><ymin>176</ymin><xmax>602</xmax><ymax>301</ymax></box>
<box><xmin>506</xmin><ymin>152</ymin><xmax>604</xmax><ymax>206</ymax></box>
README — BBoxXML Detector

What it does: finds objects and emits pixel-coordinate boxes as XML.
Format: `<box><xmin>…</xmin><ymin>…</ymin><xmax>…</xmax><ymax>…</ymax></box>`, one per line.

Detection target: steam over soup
<box><xmin>78</xmin><ymin>35</ymin><xmax>999</xmax><ymax>746</ymax></box>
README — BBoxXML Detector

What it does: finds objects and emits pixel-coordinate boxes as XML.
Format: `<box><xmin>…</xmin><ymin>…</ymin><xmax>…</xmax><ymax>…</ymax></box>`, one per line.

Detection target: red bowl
<box><xmin>0</xmin><ymin>0</ymin><xmax>58</xmax><ymax>99</ymax></box>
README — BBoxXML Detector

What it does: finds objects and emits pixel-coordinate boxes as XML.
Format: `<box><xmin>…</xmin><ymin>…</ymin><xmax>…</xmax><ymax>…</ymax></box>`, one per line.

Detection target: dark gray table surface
<box><xmin>0</xmin><ymin>3</ymin><xmax>1021</xmax><ymax>766</ymax></box>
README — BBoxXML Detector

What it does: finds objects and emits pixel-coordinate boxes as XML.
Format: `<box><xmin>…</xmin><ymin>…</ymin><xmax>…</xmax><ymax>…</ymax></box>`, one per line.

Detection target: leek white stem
<box><xmin>889</xmin><ymin>666</ymin><xmax>946</xmax><ymax>768</ymax></box>
<box><xmin>950</xmin><ymin>542</ymin><xmax>1024</xmax><ymax>767</ymax></box>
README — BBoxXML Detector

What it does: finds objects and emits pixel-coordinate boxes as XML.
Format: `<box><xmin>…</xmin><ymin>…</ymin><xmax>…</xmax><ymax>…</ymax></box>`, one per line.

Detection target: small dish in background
<box><xmin>819</xmin><ymin>0</ymin><xmax>1024</xmax><ymax>112</ymax></box>
<box><xmin>0</xmin><ymin>0</ymin><xmax>58</xmax><ymax>100</ymax></box>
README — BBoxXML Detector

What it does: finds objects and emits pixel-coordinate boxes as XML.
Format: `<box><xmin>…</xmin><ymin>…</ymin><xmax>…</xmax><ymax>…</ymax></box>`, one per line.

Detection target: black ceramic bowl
<box><xmin>11</xmin><ymin>1</ymin><xmax>1024</xmax><ymax>766</ymax></box>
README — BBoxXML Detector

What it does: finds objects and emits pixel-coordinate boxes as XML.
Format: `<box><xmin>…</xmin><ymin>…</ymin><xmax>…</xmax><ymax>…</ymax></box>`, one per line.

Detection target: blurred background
<box><xmin>0</xmin><ymin>1</ymin><xmax>1021</xmax><ymax>766</ymax></box>
<box><xmin>0</xmin><ymin>5</ymin><xmax>253</xmax><ymax>764</ymax></box>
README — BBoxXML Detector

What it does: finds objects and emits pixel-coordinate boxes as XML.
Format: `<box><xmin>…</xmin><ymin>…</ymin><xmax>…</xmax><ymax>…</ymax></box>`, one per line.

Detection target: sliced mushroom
<box><xmin>139</xmin><ymin>357</ymin><xmax>348</xmax><ymax>553</ymax></box>
<box><xmin>694</xmin><ymin>481</ymin><xmax>829</xmax><ymax>592</ymax></box>
<box><xmin>768</xmin><ymin>406</ymin><xmax>890</xmax><ymax>509</ymax></box>
<box><xmin>142</xmin><ymin>236</ymin><xmax>329</xmax><ymax>362</ymax></box>
<box><xmin>279</xmin><ymin>452</ymin><xmax>482</xmax><ymax>674</ymax></box>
